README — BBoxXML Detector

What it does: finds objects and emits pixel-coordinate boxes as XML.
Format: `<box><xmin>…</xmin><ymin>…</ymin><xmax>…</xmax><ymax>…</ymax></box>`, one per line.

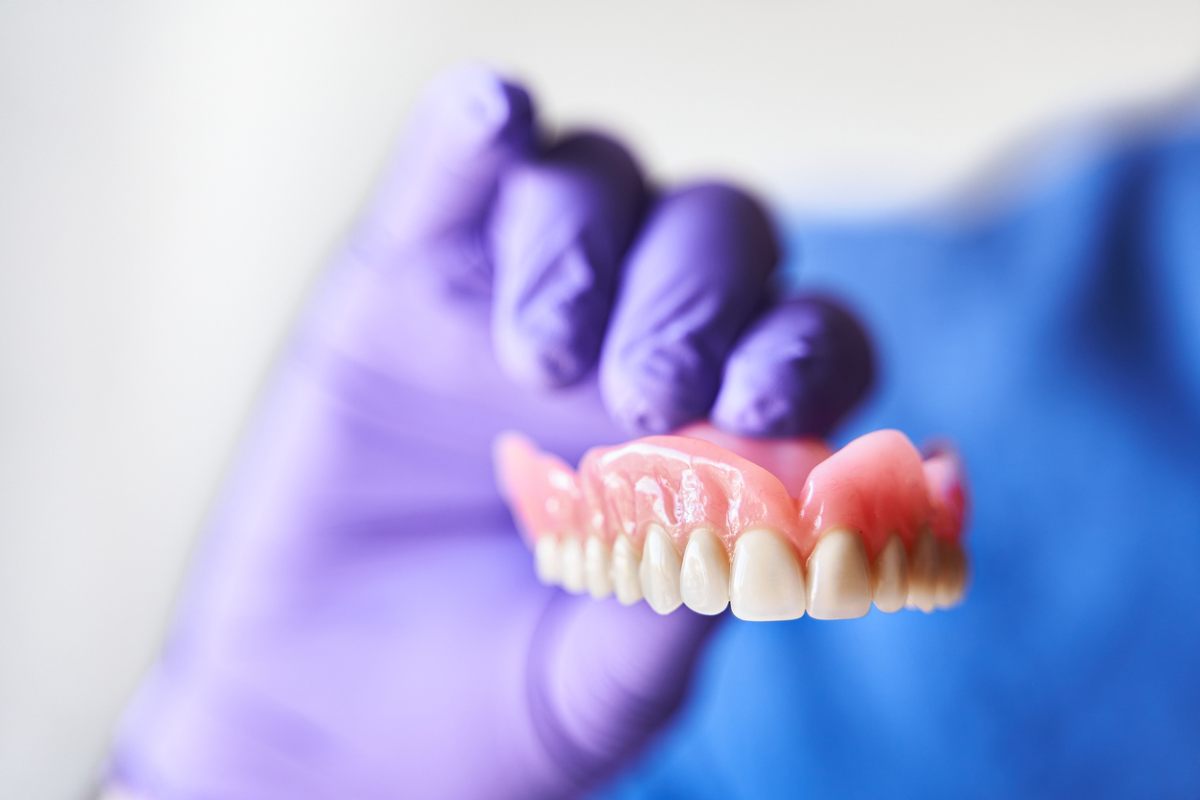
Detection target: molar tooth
<box><xmin>935</xmin><ymin>540</ymin><xmax>967</xmax><ymax>608</ymax></box>
<box><xmin>611</xmin><ymin>534</ymin><xmax>643</xmax><ymax>606</ymax></box>
<box><xmin>534</xmin><ymin>536</ymin><xmax>562</xmax><ymax>585</ymax></box>
<box><xmin>639</xmin><ymin>524</ymin><xmax>683</xmax><ymax>614</ymax></box>
<box><xmin>680</xmin><ymin>527</ymin><xmax>730</xmax><ymax>615</ymax></box>
<box><xmin>872</xmin><ymin>534</ymin><xmax>909</xmax><ymax>613</ymax></box>
<box><xmin>806</xmin><ymin>528</ymin><xmax>872</xmax><ymax>620</ymax></box>
<box><xmin>560</xmin><ymin>536</ymin><xmax>586</xmax><ymax>593</ymax></box>
<box><xmin>729</xmin><ymin>528</ymin><xmax>807</xmax><ymax>621</ymax></box>
<box><xmin>584</xmin><ymin>535</ymin><xmax>613</xmax><ymax>599</ymax></box>
<box><xmin>906</xmin><ymin>528</ymin><xmax>940</xmax><ymax>612</ymax></box>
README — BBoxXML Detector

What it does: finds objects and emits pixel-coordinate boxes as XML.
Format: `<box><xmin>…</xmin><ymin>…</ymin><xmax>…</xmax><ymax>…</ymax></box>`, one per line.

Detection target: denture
<box><xmin>494</xmin><ymin>424</ymin><xmax>968</xmax><ymax>621</ymax></box>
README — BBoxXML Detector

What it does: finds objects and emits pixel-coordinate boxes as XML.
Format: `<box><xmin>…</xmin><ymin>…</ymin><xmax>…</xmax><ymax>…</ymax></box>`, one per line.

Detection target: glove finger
<box><xmin>529</xmin><ymin>594</ymin><xmax>719</xmax><ymax>793</ymax></box>
<box><xmin>490</xmin><ymin>133</ymin><xmax>646</xmax><ymax>389</ymax></box>
<box><xmin>599</xmin><ymin>183</ymin><xmax>780</xmax><ymax>434</ymax></box>
<box><xmin>355</xmin><ymin>64</ymin><xmax>537</xmax><ymax>292</ymax></box>
<box><xmin>712</xmin><ymin>295</ymin><xmax>875</xmax><ymax>437</ymax></box>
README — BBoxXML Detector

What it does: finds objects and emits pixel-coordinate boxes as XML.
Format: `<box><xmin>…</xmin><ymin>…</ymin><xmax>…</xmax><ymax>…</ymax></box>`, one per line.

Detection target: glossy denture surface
<box><xmin>497</xmin><ymin>424</ymin><xmax>964</xmax><ymax>555</ymax></box>
<box><xmin>495</xmin><ymin>423</ymin><xmax>969</xmax><ymax>618</ymax></box>
<box><xmin>576</xmin><ymin>429</ymin><xmax>830</xmax><ymax>554</ymax></box>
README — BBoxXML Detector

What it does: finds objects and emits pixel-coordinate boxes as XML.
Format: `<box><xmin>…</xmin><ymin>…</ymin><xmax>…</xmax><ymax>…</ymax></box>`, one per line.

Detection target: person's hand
<box><xmin>108</xmin><ymin>66</ymin><xmax>873</xmax><ymax>799</ymax></box>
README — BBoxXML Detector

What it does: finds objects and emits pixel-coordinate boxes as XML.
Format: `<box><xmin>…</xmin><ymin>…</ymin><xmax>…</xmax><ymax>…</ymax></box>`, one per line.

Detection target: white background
<box><xmin>2</xmin><ymin>2</ymin><xmax>1198</xmax><ymax>796</ymax></box>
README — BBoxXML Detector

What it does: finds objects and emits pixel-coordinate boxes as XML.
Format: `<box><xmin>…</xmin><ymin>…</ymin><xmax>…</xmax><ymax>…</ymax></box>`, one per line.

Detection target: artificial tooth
<box><xmin>584</xmin><ymin>535</ymin><xmax>613</xmax><ymax>599</ymax></box>
<box><xmin>806</xmin><ymin>528</ymin><xmax>872</xmax><ymax>620</ymax></box>
<box><xmin>906</xmin><ymin>528</ymin><xmax>940</xmax><ymax>612</ymax></box>
<box><xmin>534</xmin><ymin>536</ymin><xmax>562</xmax><ymax>585</ymax></box>
<box><xmin>611</xmin><ymin>534</ymin><xmax>643</xmax><ymax>606</ymax></box>
<box><xmin>639</xmin><ymin>524</ymin><xmax>683</xmax><ymax>614</ymax></box>
<box><xmin>935</xmin><ymin>541</ymin><xmax>967</xmax><ymax>608</ymax></box>
<box><xmin>680</xmin><ymin>527</ymin><xmax>730</xmax><ymax>615</ymax></box>
<box><xmin>730</xmin><ymin>528</ymin><xmax>807</xmax><ymax>621</ymax></box>
<box><xmin>872</xmin><ymin>534</ymin><xmax>909</xmax><ymax>613</ymax></box>
<box><xmin>560</xmin><ymin>536</ymin><xmax>586</xmax><ymax>593</ymax></box>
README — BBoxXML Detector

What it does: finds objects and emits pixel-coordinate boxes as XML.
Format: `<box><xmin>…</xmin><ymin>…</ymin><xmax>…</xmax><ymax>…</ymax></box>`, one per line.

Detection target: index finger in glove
<box><xmin>599</xmin><ymin>183</ymin><xmax>781</xmax><ymax>434</ymax></box>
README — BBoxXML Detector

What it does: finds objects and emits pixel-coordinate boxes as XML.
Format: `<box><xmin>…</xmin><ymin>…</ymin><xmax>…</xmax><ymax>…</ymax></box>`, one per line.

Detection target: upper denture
<box><xmin>494</xmin><ymin>422</ymin><xmax>969</xmax><ymax>619</ymax></box>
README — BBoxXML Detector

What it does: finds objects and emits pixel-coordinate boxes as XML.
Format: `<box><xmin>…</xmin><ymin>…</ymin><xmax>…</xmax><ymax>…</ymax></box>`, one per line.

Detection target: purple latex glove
<box><xmin>108</xmin><ymin>66</ymin><xmax>873</xmax><ymax>799</ymax></box>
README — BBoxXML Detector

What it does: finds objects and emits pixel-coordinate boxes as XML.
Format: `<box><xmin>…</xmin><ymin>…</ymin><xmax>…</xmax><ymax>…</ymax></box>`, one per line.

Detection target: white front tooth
<box><xmin>680</xmin><ymin>527</ymin><xmax>730</xmax><ymax>615</ymax></box>
<box><xmin>611</xmin><ymin>534</ymin><xmax>643</xmax><ymax>605</ymax></box>
<box><xmin>935</xmin><ymin>541</ymin><xmax>967</xmax><ymax>608</ymax></box>
<box><xmin>872</xmin><ymin>534</ymin><xmax>909</xmax><ymax>613</ymax></box>
<box><xmin>584</xmin><ymin>535</ymin><xmax>613</xmax><ymax>599</ymax></box>
<box><xmin>906</xmin><ymin>528</ymin><xmax>939</xmax><ymax>612</ymax></box>
<box><xmin>560</xmin><ymin>537</ymin><xmax>586</xmax><ymax>593</ymax></box>
<box><xmin>534</xmin><ymin>536</ymin><xmax>562</xmax><ymax>585</ymax></box>
<box><xmin>806</xmin><ymin>528</ymin><xmax>872</xmax><ymax>620</ymax></box>
<box><xmin>639</xmin><ymin>524</ymin><xmax>683</xmax><ymax>614</ymax></box>
<box><xmin>729</xmin><ymin>528</ymin><xmax>807</xmax><ymax>621</ymax></box>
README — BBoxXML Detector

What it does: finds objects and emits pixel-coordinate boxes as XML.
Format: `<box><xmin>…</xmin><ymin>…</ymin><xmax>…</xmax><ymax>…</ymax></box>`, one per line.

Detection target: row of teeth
<box><xmin>534</xmin><ymin>526</ymin><xmax>967</xmax><ymax>620</ymax></box>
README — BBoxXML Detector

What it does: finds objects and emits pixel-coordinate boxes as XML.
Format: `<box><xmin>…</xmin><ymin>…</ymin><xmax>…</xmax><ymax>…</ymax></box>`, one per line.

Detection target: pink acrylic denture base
<box><xmin>495</xmin><ymin>423</ymin><xmax>967</xmax><ymax>562</ymax></box>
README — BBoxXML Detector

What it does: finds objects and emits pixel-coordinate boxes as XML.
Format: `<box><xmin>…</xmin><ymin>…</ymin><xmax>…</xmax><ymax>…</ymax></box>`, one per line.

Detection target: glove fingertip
<box><xmin>601</xmin><ymin>361</ymin><xmax>712</xmax><ymax>435</ymax></box>
<box><xmin>496</xmin><ymin>333</ymin><xmax>593</xmax><ymax>390</ymax></box>
<box><xmin>713</xmin><ymin>296</ymin><xmax>875</xmax><ymax>438</ymax></box>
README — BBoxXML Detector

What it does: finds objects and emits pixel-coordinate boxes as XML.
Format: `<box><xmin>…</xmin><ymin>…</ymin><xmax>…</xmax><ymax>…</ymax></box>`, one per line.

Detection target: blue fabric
<box><xmin>600</xmin><ymin>116</ymin><xmax>1200</xmax><ymax>798</ymax></box>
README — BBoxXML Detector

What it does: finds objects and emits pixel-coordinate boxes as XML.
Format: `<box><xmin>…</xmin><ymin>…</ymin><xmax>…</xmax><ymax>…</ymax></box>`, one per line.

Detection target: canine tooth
<box><xmin>906</xmin><ymin>528</ymin><xmax>939</xmax><ymax>612</ymax></box>
<box><xmin>560</xmin><ymin>537</ymin><xmax>586</xmax><ymax>593</ymax></box>
<box><xmin>872</xmin><ymin>534</ymin><xmax>909</xmax><ymax>613</ymax></box>
<box><xmin>935</xmin><ymin>540</ymin><xmax>967</xmax><ymax>608</ymax></box>
<box><xmin>639</xmin><ymin>524</ymin><xmax>683</xmax><ymax>614</ymax></box>
<box><xmin>584</xmin><ymin>535</ymin><xmax>613</xmax><ymax>599</ymax></box>
<box><xmin>611</xmin><ymin>534</ymin><xmax>643</xmax><ymax>605</ymax></box>
<box><xmin>680</xmin><ymin>527</ymin><xmax>730</xmax><ymax>615</ymax></box>
<box><xmin>730</xmin><ymin>528</ymin><xmax>807</xmax><ymax>621</ymax></box>
<box><xmin>534</xmin><ymin>536</ymin><xmax>562</xmax><ymax>585</ymax></box>
<box><xmin>806</xmin><ymin>528</ymin><xmax>872</xmax><ymax>620</ymax></box>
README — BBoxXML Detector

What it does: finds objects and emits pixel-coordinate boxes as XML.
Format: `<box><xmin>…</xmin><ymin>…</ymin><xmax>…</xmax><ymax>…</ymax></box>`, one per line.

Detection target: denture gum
<box><xmin>494</xmin><ymin>423</ymin><xmax>969</xmax><ymax>621</ymax></box>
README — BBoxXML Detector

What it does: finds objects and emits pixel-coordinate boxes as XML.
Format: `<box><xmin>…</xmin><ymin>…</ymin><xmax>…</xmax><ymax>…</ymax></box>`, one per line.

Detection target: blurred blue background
<box><xmin>2</xmin><ymin>2</ymin><xmax>1199</xmax><ymax>796</ymax></box>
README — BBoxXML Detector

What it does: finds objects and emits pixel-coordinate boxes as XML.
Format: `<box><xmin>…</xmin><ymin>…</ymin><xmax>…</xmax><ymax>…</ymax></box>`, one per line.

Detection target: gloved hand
<box><xmin>108</xmin><ymin>66</ymin><xmax>873</xmax><ymax>799</ymax></box>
